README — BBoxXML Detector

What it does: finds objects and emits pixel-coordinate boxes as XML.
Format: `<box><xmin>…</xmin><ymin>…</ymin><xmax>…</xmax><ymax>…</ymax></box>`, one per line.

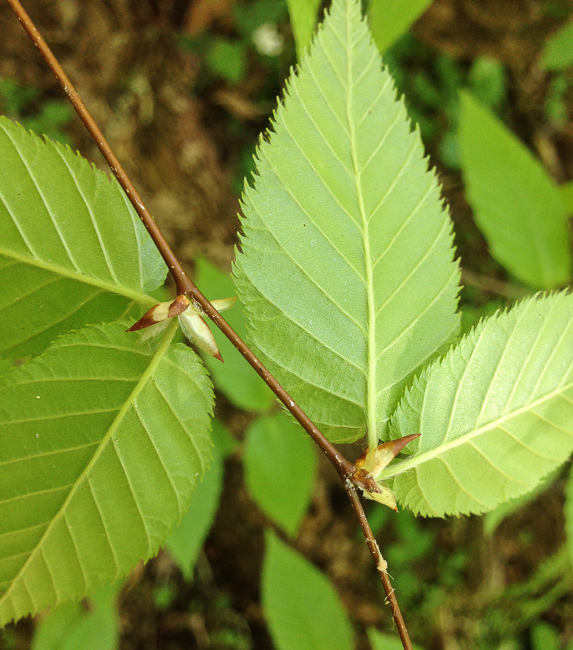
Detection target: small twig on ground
<box><xmin>6</xmin><ymin>2</ymin><xmax>413</xmax><ymax>648</ymax></box>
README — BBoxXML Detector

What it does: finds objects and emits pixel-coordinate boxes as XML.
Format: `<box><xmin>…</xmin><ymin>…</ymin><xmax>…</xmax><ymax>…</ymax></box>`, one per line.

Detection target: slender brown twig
<box><xmin>5</xmin><ymin>2</ymin><xmax>412</xmax><ymax>648</ymax></box>
<box><xmin>461</xmin><ymin>268</ymin><xmax>531</xmax><ymax>301</ymax></box>
<box><xmin>346</xmin><ymin>485</ymin><xmax>412</xmax><ymax>650</ymax></box>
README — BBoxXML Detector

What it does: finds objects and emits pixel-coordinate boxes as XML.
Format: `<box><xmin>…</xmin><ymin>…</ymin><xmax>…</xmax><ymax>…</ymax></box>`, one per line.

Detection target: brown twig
<box><xmin>6</xmin><ymin>1</ymin><xmax>412</xmax><ymax>647</ymax></box>
<box><xmin>346</xmin><ymin>485</ymin><xmax>412</xmax><ymax>650</ymax></box>
<box><xmin>461</xmin><ymin>268</ymin><xmax>531</xmax><ymax>301</ymax></box>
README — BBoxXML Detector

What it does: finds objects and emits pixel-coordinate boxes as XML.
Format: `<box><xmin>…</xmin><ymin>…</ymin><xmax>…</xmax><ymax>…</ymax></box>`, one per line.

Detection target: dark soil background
<box><xmin>0</xmin><ymin>1</ymin><xmax>572</xmax><ymax>649</ymax></box>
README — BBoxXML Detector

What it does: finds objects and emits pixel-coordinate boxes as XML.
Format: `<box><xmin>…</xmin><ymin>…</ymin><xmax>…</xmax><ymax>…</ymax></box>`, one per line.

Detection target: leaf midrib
<box><xmin>0</xmin><ymin>321</ymin><xmax>178</xmax><ymax>611</ymax></box>
<box><xmin>340</xmin><ymin>4</ymin><xmax>377</xmax><ymax>449</ymax></box>
<box><xmin>0</xmin><ymin>246</ymin><xmax>155</xmax><ymax>307</ymax></box>
<box><xmin>382</xmin><ymin>381</ymin><xmax>573</xmax><ymax>479</ymax></box>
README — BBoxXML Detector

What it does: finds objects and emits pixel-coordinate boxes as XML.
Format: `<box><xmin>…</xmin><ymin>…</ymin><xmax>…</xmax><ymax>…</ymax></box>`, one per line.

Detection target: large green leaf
<box><xmin>368</xmin><ymin>0</ymin><xmax>433</xmax><ymax>54</ymax></box>
<box><xmin>262</xmin><ymin>530</ymin><xmax>354</xmax><ymax>650</ymax></box>
<box><xmin>234</xmin><ymin>0</ymin><xmax>460</xmax><ymax>446</ymax></box>
<box><xmin>459</xmin><ymin>92</ymin><xmax>572</xmax><ymax>290</ymax></box>
<box><xmin>386</xmin><ymin>292</ymin><xmax>573</xmax><ymax>517</ymax></box>
<box><xmin>0</xmin><ymin>321</ymin><xmax>213</xmax><ymax>626</ymax></box>
<box><xmin>0</xmin><ymin>117</ymin><xmax>166</xmax><ymax>361</ymax></box>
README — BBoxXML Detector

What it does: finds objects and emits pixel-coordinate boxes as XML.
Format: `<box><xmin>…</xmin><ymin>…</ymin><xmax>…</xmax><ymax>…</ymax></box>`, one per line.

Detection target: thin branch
<box><xmin>461</xmin><ymin>268</ymin><xmax>531</xmax><ymax>301</ymax></box>
<box><xmin>5</xmin><ymin>2</ymin><xmax>413</xmax><ymax>648</ymax></box>
<box><xmin>346</xmin><ymin>484</ymin><xmax>413</xmax><ymax>650</ymax></box>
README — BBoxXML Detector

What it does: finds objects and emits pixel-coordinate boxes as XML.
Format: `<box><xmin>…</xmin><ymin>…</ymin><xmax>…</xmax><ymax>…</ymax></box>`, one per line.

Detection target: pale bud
<box><xmin>127</xmin><ymin>295</ymin><xmax>237</xmax><ymax>360</ymax></box>
<box><xmin>353</xmin><ymin>434</ymin><xmax>420</xmax><ymax>511</ymax></box>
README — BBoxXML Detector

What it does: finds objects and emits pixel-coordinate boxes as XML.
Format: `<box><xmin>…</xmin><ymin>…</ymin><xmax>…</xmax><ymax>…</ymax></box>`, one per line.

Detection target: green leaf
<box><xmin>566</xmin><ymin>467</ymin><xmax>573</xmax><ymax>567</ymax></box>
<box><xmin>459</xmin><ymin>92</ymin><xmax>572</xmax><ymax>290</ymax></box>
<box><xmin>368</xmin><ymin>0</ymin><xmax>432</xmax><ymax>54</ymax></box>
<box><xmin>262</xmin><ymin>530</ymin><xmax>354</xmax><ymax>650</ymax></box>
<box><xmin>0</xmin><ymin>117</ymin><xmax>166</xmax><ymax>362</ymax></box>
<box><xmin>31</xmin><ymin>580</ymin><xmax>122</xmax><ymax>650</ymax></box>
<box><xmin>206</xmin><ymin>39</ymin><xmax>247</xmax><ymax>84</ymax></box>
<box><xmin>368</xmin><ymin>627</ymin><xmax>424</xmax><ymax>650</ymax></box>
<box><xmin>234</xmin><ymin>0</ymin><xmax>460</xmax><ymax>447</ymax></box>
<box><xmin>195</xmin><ymin>258</ymin><xmax>274</xmax><ymax>412</ymax></box>
<box><xmin>0</xmin><ymin>321</ymin><xmax>213</xmax><ymax>626</ymax></box>
<box><xmin>530</xmin><ymin>622</ymin><xmax>561</xmax><ymax>650</ymax></box>
<box><xmin>539</xmin><ymin>20</ymin><xmax>573</xmax><ymax>71</ymax></box>
<box><xmin>165</xmin><ymin>420</ymin><xmax>235</xmax><ymax>580</ymax></box>
<box><xmin>467</xmin><ymin>56</ymin><xmax>507</xmax><ymax>109</ymax></box>
<box><xmin>286</xmin><ymin>0</ymin><xmax>322</xmax><ymax>59</ymax></box>
<box><xmin>387</xmin><ymin>292</ymin><xmax>573</xmax><ymax>517</ymax></box>
<box><xmin>244</xmin><ymin>412</ymin><xmax>317</xmax><ymax>536</ymax></box>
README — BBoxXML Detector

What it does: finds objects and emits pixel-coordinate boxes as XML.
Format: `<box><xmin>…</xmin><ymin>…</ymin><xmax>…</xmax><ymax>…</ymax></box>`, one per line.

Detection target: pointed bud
<box><xmin>178</xmin><ymin>312</ymin><xmax>223</xmax><ymax>361</ymax></box>
<box><xmin>362</xmin><ymin>484</ymin><xmax>398</xmax><ymax>511</ymax></box>
<box><xmin>127</xmin><ymin>296</ymin><xmax>190</xmax><ymax>332</ymax></box>
<box><xmin>355</xmin><ymin>434</ymin><xmax>420</xmax><ymax>479</ymax></box>
<box><xmin>353</xmin><ymin>434</ymin><xmax>420</xmax><ymax>511</ymax></box>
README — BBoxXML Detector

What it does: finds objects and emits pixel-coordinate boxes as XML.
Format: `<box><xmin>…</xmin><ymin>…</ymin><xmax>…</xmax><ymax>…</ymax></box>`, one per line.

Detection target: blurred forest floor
<box><xmin>0</xmin><ymin>0</ymin><xmax>572</xmax><ymax>649</ymax></box>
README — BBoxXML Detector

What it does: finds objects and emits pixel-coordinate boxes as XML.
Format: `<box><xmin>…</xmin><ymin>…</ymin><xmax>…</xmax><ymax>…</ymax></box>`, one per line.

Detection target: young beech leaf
<box><xmin>244</xmin><ymin>412</ymin><xmax>317</xmax><ymax>536</ymax></box>
<box><xmin>262</xmin><ymin>530</ymin><xmax>354</xmax><ymax>650</ymax></box>
<box><xmin>386</xmin><ymin>292</ymin><xmax>573</xmax><ymax>517</ymax></box>
<box><xmin>0</xmin><ymin>117</ymin><xmax>167</xmax><ymax>362</ymax></box>
<box><xmin>233</xmin><ymin>0</ymin><xmax>460</xmax><ymax>448</ymax></box>
<box><xmin>459</xmin><ymin>92</ymin><xmax>572</xmax><ymax>290</ymax></box>
<box><xmin>0</xmin><ymin>321</ymin><xmax>214</xmax><ymax>626</ymax></box>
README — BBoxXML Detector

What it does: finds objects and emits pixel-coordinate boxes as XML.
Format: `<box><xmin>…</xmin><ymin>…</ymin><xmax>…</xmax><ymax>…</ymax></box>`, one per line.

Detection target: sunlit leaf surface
<box><xmin>0</xmin><ymin>117</ymin><xmax>166</xmax><ymax>361</ymax></box>
<box><xmin>387</xmin><ymin>293</ymin><xmax>573</xmax><ymax>516</ymax></box>
<box><xmin>234</xmin><ymin>0</ymin><xmax>459</xmax><ymax>445</ymax></box>
<box><xmin>0</xmin><ymin>322</ymin><xmax>213</xmax><ymax>625</ymax></box>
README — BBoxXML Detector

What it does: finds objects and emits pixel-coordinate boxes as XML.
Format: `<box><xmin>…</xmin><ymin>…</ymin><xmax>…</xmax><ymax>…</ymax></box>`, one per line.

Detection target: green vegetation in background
<box><xmin>31</xmin><ymin>581</ymin><xmax>122</xmax><ymax>650</ymax></box>
<box><xmin>368</xmin><ymin>0</ymin><xmax>432</xmax><ymax>54</ymax></box>
<box><xmin>0</xmin><ymin>77</ymin><xmax>73</xmax><ymax>144</ymax></box>
<box><xmin>286</xmin><ymin>0</ymin><xmax>322</xmax><ymax>59</ymax></box>
<box><xmin>540</xmin><ymin>20</ymin><xmax>573</xmax><ymax>71</ymax></box>
<box><xmin>165</xmin><ymin>420</ymin><xmax>236</xmax><ymax>580</ymax></box>
<box><xmin>384</xmin><ymin>39</ymin><xmax>507</xmax><ymax>169</ymax></box>
<box><xmin>244</xmin><ymin>412</ymin><xmax>317</xmax><ymax>536</ymax></box>
<box><xmin>368</xmin><ymin>627</ymin><xmax>425</xmax><ymax>650</ymax></box>
<box><xmin>540</xmin><ymin>19</ymin><xmax>573</xmax><ymax>127</ymax></box>
<box><xmin>262</xmin><ymin>530</ymin><xmax>354</xmax><ymax>650</ymax></box>
<box><xmin>459</xmin><ymin>92</ymin><xmax>572</xmax><ymax>290</ymax></box>
<box><xmin>178</xmin><ymin>0</ymin><xmax>291</xmax><ymax>86</ymax></box>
